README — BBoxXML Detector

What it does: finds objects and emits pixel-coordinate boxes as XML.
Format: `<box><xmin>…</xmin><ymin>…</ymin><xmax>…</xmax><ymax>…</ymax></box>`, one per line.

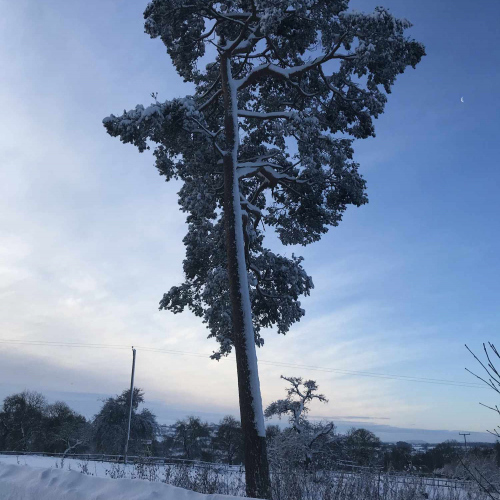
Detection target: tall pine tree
<box><xmin>104</xmin><ymin>2</ymin><xmax>424</xmax><ymax>496</ymax></box>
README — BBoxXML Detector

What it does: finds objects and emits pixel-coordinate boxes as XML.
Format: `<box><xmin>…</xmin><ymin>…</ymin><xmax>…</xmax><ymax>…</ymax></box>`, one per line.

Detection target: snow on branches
<box><xmin>265</xmin><ymin>376</ymin><xmax>328</xmax><ymax>433</ymax></box>
<box><xmin>265</xmin><ymin>376</ymin><xmax>335</xmax><ymax>464</ymax></box>
<box><xmin>103</xmin><ymin>0</ymin><xmax>424</xmax><ymax>359</ymax></box>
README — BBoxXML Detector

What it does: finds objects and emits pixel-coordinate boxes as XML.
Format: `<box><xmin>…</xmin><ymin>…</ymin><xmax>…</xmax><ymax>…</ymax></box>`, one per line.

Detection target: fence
<box><xmin>2</xmin><ymin>451</ymin><xmax>486</xmax><ymax>500</ymax></box>
<box><xmin>0</xmin><ymin>450</ymin><xmax>475</xmax><ymax>488</ymax></box>
<box><xmin>0</xmin><ymin>450</ymin><xmax>243</xmax><ymax>470</ymax></box>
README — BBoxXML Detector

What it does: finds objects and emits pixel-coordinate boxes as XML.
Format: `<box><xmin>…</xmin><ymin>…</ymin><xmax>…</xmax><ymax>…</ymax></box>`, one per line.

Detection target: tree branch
<box><xmin>236</xmin><ymin>34</ymin><xmax>352</xmax><ymax>91</ymax></box>
<box><xmin>199</xmin><ymin>89</ymin><xmax>222</xmax><ymax>112</ymax></box>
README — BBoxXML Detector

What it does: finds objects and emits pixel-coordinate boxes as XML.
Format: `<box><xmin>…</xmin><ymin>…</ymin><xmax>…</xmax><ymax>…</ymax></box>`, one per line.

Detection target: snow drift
<box><xmin>0</xmin><ymin>463</ymin><xmax>249</xmax><ymax>500</ymax></box>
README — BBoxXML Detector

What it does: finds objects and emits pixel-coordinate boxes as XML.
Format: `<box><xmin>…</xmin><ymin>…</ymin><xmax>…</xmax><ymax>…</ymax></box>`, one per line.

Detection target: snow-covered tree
<box><xmin>103</xmin><ymin>2</ymin><xmax>424</xmax><ymax>496</ymax></box>
<box><xmin>265</xmin><ymin>376</ymin><xmax>335</xmax><ymax>466</ymax></box>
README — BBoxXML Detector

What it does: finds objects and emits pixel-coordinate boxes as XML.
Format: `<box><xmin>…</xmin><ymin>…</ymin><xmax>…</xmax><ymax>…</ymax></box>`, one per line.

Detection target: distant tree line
<box><xmin>0</xmin><ymin>391</ymin><xmax>88</xmax><ymax>455</ymax></box>
<box><xmin>384</xmin><ymin>440</ymin><xmax>500</xmax><ymax>473</ymax></box>
<box><xmin>0</xmin><ymin>388</ymin><xmax>157</xmax><ymax>457</ymax></box>
<box><xmin>1</xmin><ymin>387</ymin><xmax>498</xmax><ymax>476</ymax></box>
<box><xmin>0</xmin><ymin>388</ymin><xmax>244</xmax><ymax>463</ymax></box>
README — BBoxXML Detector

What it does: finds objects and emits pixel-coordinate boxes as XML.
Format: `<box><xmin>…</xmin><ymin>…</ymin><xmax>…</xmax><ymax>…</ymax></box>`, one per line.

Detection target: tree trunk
<box><xmin>220</xmin><ymin>55</ymin><xmax>271</xmax><ymax>499</ymax></box>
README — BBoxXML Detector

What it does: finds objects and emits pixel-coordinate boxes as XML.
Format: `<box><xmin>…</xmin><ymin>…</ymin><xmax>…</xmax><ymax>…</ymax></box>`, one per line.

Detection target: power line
<box><xmin>0</xmin><ymin>339</ymin><xmax>131</xmax><ymax>350</ymax></box>
<box><xmin>0</xmin><ymin>340</ymin><xmax>207</xmax><ymax>358</ymax></box>
<box><xmin>0</xmin><ymin>338</ymin><xmax>484</xmax><ymax>389</ymax></box>
<box><xmin>257</xmin><ymin>359</ymin><xmax>485</xmax><ymax>388</ymax></box>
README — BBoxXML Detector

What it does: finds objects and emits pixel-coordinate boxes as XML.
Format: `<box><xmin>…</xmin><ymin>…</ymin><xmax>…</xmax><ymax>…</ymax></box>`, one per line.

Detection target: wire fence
<box><xmin>0</xmin><ymin>450</ymin><xmax>475</xmax><ymax>488</ymax></box>
<box><xmin>2</xmin><ymin>451</ymin><xmax>486</xmax><ymax>500</ymax></box>
<box><xmin>0</xmin><ymin>450</ymin><xmax>239</xmax><ymax>469</ymax></box>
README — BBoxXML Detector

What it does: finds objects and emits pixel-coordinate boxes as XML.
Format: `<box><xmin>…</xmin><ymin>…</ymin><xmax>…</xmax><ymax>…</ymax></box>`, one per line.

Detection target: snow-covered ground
<box><xmin>0</xmin><ymin>454</ymin><xmax>127</xmax><ymax>477</ymax></box>
<box><xmin>0</xmin><ymin>460</ymin><xmax>249</xmax><ymax>500</ymax></box>
<box><xmin>0</xmin><ymin>453</ymin><xmax>243</xmax><ymax>480</ymax></box>
<box><xmin>0</xmin><ymin>455</ymin><xmax>247</xmax><ymax>499</ymax></box>
<box><xmin>0</xmin><ymin>455</ymin><xmax>133</xmax><ymax>477</ymax></box>
<box><xmin>0</xmin><ymin>454</ymin><xmax>482</xmax><ymax>500</ymax></box>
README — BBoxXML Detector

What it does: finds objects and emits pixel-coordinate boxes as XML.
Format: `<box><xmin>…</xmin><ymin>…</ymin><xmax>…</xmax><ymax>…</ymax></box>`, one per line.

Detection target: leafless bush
<box><xmin>77</xmin><ymin>460</ymin><xmax>93</xmax><ymax>476</ymax></box>
<box><xmin>465</xmin><ymin>342</ymin><xmax>500</xmax><ymax>500</ymax></box>
<box><xmin>456</xmin><ymin>458</ymin><xmax>500</xmax><ymax>500</ymax></box>
<box><xmin>100</xmin><ymin>460</ymin><xmax>246</xmax><ymax>496</ymax></box>
<box><xmin>466</xmin><ymin>342</ymin><xmax>500</xmax><ymax>438</ymax></box>
<box><xmin>104</xmin><ymin>462</ymin><xmax>127</xmax><ymax>479</ymax></box>
<box><xmin>270</xmin><ymin>468</ymin><xmax>488</xmax><ymax>500</ymax></box>
<box><xmin>95</xmin><ymin>459</ymin><xmax>492</xmax><ymax>500</ymax></box>
<box><xmin>437</xmin><ymin>456</ymin><xmax>499</xmax><ymax>486</ymax></box>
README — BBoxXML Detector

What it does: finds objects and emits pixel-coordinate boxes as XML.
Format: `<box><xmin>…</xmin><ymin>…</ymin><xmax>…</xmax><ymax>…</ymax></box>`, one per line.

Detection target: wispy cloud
<box><xmin>1</xmin><ymin>0</ymin><xmax>499</xmax><ymax>441</ymax></box>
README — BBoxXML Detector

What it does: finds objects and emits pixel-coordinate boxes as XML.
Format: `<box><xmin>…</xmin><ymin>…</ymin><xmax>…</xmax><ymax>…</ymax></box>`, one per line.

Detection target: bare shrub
<box><xmin>96</xmin><ymin>458</ymin><xmax>493</xmax><ymax>500</ymax></box>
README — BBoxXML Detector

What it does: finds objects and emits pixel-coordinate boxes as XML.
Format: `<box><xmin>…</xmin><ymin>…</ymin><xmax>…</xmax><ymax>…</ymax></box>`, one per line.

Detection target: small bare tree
<box><xmin>265</xmin><ymin>376</ymin><xmax>334</xmax><ymax>467</ymax></box>
<box><xmin>465</xmin><ymin>342</ymin><xmax>500</xmax><ymax>500</ymax></box>
<box><xmin>466</xmin><ymin>342</ymin><xmax>500</xmax><ymax>438</ymax></box>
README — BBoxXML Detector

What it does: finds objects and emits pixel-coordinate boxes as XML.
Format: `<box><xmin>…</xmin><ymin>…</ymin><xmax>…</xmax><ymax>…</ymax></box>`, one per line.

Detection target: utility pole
<box><xmin>124</xmin><ymin>346</ymin><xmax>136</xmax><ymax>464</ymax></box>
<box><xmin>459</xmin><ymin>432</ymin><xmax>470</xmax><ymax>454</ymax></box>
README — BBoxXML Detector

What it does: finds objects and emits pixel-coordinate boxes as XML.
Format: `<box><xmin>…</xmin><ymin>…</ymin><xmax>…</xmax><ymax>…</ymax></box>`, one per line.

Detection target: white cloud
<box><xmin>0</xmin><ymin>0</ymin><xmax>496</xmax><ymax>440</ymax></box>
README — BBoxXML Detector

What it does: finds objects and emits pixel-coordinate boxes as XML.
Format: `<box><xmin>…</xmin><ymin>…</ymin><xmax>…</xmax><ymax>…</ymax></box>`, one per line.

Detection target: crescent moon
<box><xmin>461</xmin><ymin>97</ymin><xmax>464</xmax><ymax>103</ymax></box>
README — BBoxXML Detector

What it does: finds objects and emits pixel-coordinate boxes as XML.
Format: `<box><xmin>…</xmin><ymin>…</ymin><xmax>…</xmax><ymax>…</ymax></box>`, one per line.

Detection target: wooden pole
<box><xmin>124</xmin><ymin>347</ymin><xmax>136</xmax><ymax>464</ymax></box>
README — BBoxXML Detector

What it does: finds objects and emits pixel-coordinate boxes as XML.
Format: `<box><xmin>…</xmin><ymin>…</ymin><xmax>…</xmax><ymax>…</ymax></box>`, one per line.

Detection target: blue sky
<box><xmin>0</xmin><ymin>0</ymin><xmax>499</xmax><ymax>443</ymax></box>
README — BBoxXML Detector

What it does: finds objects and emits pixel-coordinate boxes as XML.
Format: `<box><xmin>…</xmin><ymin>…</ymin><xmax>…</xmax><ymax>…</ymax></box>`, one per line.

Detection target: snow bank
<box><xmin>0</xmin><ymin>463</ymin><xmax>249</xmax><ymax>500</ymax></box>
<box><xmin>0</xmin><ymin>454</ymin><xmax>110</xmax><ymax>473</ymax></box>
